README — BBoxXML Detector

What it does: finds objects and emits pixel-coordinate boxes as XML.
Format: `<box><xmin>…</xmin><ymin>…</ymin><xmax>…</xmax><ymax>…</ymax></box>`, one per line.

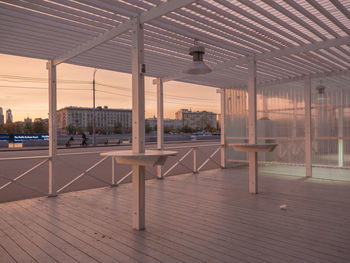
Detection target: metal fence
<box><xmin>0</xmin><ymin>143</ymin><xmax>222</xmax><ymax>203</ymax></box>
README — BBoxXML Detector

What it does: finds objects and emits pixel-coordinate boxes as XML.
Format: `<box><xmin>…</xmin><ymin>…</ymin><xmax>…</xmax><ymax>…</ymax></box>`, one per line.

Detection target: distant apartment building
<box><xmin>0</xmin><ymin>107</ymin><xmax>4</xmax><ymax>125</ymax></box>
<box><xmin>6</xmin><ymin>109</ymin><xmax>13</xmax><ymax>124</ymax></box>
<box><xmin>24</xmin><ymin>117</ymin><xmax>32</xmax><ymax>124</ymax></box>
<box><xmin>57</xmin><ymin>106</ymin><xmax>132</xmax><ymax>134</ymax></box>
<box><xmin>146</xmin><ymin>116</ymin><xmax>183</xmax><ymax>130</ymax></box>
<box><xmin>175</xmin><ymin>109</ymin><xmax>217</xmax><ymax>130</ymax></box>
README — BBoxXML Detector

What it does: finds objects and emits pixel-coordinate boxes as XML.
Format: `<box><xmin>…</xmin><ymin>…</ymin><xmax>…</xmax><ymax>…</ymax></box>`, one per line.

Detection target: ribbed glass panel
<box><xmin>225</xmin><ymin>76</ymin><xmax>349</xmax><ymax>180</ymax></box>
<box><xmin>224</xmin><ymin>87</ymin><xmax>248</xmax><ymax>166</ymax></box>
<box><xmin>311</xmin><ymin>77</ymin><xmax>350</xmax><ymax>180</ymax></box>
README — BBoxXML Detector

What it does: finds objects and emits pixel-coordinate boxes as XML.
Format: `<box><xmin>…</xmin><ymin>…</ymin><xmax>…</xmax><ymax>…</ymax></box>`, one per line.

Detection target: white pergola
<box><xmin>1</xmin><ymin>0</ymin><xmax>350</xmax><ymax>230</ymax></box>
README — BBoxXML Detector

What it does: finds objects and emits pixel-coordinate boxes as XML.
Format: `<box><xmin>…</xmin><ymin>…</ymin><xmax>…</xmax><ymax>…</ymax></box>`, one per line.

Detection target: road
<box><xmin>0</xmin><ymin>141</ymin><xmax>221</xmax><ymax>203</ymax></box>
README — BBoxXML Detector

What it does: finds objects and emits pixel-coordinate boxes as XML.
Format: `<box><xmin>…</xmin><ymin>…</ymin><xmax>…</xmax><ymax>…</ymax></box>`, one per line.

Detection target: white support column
<box><xmin>111</xmin><ymin>157</ymin><xmax>117</xmax><ymax>186</ymax></box>
<box><xmin>248</xmin><ymin>55</ymin><xmax>258</xmax><ymax>194</ymax></box>
<box><xmin>305</xmin><ymin>76</ymin><xmax>312</xmax><ymax>177</ymax></box>
<box><xmin>47</xmin><ymin>60</ymin><xmax>57</xmax><ymax>197</ymax></box>
<box><xmin>131</xmin><ymin>17</ymin><xmax>146</xmax><ymax>230</ymax></box>
<box><xmin>338</xmin><ymin>89</ymin><xmax>344</xmax><ymax>167</ymax></box>
<box><xmin>193</xmin><ymin>147</ymin><xmax>198</xmax><ymax>173</ymax></box>
<box><xmin>157</xmin><ymin>78</ymin><xmax>164</xmax><ymax>179</ymax></box>
<box><xmin>217</xmin><ymin>88</ymin><xmax>226</xmax><ymax>169</ymax></box>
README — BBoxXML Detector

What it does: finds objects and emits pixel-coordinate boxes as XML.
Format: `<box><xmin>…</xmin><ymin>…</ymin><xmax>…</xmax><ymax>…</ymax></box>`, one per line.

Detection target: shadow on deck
<box><xmin>1</xmin><ymin>168</ymin><xmax>350</xmax><ymax>263</ymax></box>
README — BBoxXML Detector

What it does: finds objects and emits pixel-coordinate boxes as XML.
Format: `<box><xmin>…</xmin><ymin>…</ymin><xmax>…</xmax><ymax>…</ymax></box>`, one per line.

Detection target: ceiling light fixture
<box><xmin>183</xmin><ymin>39</ymin><xmax>212</xmax><ymax>75</ymax></box>
<box><xmin>316</xmin><ymin>81</ymin><xmax>327</xmax><ymax>102</ymax></box>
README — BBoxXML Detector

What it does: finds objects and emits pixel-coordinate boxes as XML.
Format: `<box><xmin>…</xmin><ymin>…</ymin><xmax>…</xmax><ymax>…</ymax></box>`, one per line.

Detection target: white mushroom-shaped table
<box><xmin>101</xmin><ymin>149</ymin><xmax>177</xmax><ymax>230</ymax></box>
<box><xmin>229</xmin><ymin>143</ymin><xmax>277</xmax><ymax>153</ymax></box>
<box><xmin>229</xmin><ymin>143</ymin><xmax>278</xmax><ymax>193</ymax></box>
<box><xmin>101</xmin><ymin>149</ymin><xmax>177</xmax><ymax>166</ymax></box>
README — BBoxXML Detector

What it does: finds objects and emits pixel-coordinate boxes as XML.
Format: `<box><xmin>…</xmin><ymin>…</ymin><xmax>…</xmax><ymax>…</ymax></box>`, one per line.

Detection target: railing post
<box><xmin>111</xmin><ymin>157</ymin><xmax>117</xmax><ymax>186</ymax></box>
<box><xmin>193</xmin><ymin>147</ymin><xmax>198</xmax><ymax>173</ymax></box>
<box><xmin>157</xmin><ymin>77</ymin><xmax>164</xmax><ymax>179</ymax></box>
<box><xmin>305</xmin><ymin>76</ymin><xmax>312</xmax><ymax>177</ymax></box>
<box><xmin>47</xmin><ymin>60</ymin><xmax>57</xmax><ymax>197</ymax></box>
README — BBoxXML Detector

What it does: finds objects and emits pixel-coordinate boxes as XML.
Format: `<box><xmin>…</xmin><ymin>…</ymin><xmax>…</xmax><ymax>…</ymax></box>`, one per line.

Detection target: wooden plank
<box><xmin>0</xmin><ymin>206</ymin><xmax>98</xmax><ymax>263</ymax></box>
<box><xmin>93</xmin><ymin>187</ymin><xmax>350</xmax><ymax>263</ymax></box>
<box><xmin>13</xmin><ymin>197</ymin><xmax>203</xmax><ymax>263</ymax></box>
<box><xmin>47</xmin><ymin>186</ymin><xmax>344</xmax><ymax>263</ymax></box>
<box><xmin>0</xmin><ymin>218</ymin><xmax>56</xmax><ymax>263</ymax></box>
<box><xmin>0</xmin><ymin>230</ymin><xmax>33</xmax><ymax>263</ymax></box>
<box><xmin>0</xmin><ymin>168</ymin><xmax>350</xmax><ymax>263</ymax></box>
<box><xmin>7</xmin><ymin>200</ymin><xmax>169</xmax><ymax>263</ymax></box>
<box><xmin>0</xmin><ymin>208</ymin><xmax>77</xmax><ymax>262</ymax></box>
<box><xmin>0</xmin><ymin>244</ymin><xmax>16</xmax><ymax>263</ymax></box>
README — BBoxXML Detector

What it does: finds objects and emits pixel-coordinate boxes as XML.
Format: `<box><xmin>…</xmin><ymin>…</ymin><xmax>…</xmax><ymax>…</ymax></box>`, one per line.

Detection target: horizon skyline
<box><xmin>0</xmin><ymin>105</ymin><xmax>219</xmax><ymax>124</ymax></box>
<box><xmin>0</xmin><ymin>54</ymin><xmax>220</xmax><ymax>122</ymax></box>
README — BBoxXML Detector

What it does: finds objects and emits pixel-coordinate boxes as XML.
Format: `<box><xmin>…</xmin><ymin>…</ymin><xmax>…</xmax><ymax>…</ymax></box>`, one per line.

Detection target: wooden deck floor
<box><xmin>1</xmin><ymin>168</ymin><xmax>350</xmax><ymax>263</ymax></box>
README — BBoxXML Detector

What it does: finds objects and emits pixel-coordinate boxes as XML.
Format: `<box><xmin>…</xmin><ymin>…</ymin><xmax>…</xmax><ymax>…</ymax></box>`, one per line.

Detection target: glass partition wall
<box><xmin>225</xmin><ymin>74</ymin><xmax>350</xmax><ymax>181</ymax></box>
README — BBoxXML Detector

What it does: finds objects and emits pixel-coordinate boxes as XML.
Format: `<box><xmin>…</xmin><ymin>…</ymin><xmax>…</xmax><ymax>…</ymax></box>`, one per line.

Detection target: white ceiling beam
<box><xmin>53</xmin><ymin>0</ymin><xmax>198</xmax><ymax>66</ymax></box>
<box><xmin>157</xmin><ymin>36</ymin><xmax>350</xmax><ymax>84</ymax></box>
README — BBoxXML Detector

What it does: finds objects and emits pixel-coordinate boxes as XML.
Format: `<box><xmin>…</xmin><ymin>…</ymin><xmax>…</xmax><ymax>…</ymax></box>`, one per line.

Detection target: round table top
<box><xmin>100</xmin><ymin>149</ymin><xmax>178</xmax><ymax>157</ymax></box>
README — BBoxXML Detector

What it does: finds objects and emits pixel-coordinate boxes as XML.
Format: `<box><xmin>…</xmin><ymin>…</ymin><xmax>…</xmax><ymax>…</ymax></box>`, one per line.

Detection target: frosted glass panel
<box><xmin>224</xmin><ymin>73</ymin><xmax>350</xmax><ymax>180</ymax></box>
<box><xmin>311</xmin><ymin>77</ymin><xmax>350</xmax><ymax>170</ymax></box>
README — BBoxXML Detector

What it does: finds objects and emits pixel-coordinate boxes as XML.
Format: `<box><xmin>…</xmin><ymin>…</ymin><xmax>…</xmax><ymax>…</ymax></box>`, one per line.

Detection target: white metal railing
<box><xmin>0</xmin><ymin>156</ymin><xmax>49</xmax><ymax>194</ymax></box>
<box><xmin>0</xmin><ymin>143</ymin><xmax>223</xmax><ymax>199</ymax></box>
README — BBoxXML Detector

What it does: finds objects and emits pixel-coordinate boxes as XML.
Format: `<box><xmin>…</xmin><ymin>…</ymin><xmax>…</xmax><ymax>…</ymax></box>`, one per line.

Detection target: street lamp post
<box><xmin>92</xmin><ymin>69</ymin><xmax>98</xmax><ymax>147</ymax></box>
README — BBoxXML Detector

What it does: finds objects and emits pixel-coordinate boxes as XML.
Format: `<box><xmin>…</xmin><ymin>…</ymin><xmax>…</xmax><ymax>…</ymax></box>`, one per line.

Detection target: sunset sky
<box><xmin>0</xmin><ymin>54</ymin><xmax>220</xmax><ymax>122</ymax></box>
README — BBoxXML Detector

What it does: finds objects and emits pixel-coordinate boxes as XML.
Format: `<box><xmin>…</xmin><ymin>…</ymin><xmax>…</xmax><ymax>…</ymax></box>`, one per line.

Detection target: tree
<box><xmin>96</xmin><ymin>128</ymin><xmax>106</xmax><ymax>134</ymax></box>
<box><xmin>66</xmin><ymin>124</ymin><xmax>76</xmax><ymax>135</ymax></box>
<box><xmin>164</xmin><ymin>126</ymin><xmax>174</xmax><ymax>134</ymax></box>
<box><xmin>4</xmin><ymin>122</ymin><xmax>23</xmax><ymax>134</ymax></box>
<box><xmin>114</xmin><ymin>122</ymin><xmax>123</xmax><ymax>134</ymax></box>
<box><xmin>145</xmin><ymin>123</ymin><xmax>152</xmax><ymax>134</ymax></box>
<box><xmin>32</xmin><ymin>120</ymin><xmax>47</xmax><ymax>134</ymax></box>
<box><xmin>181</xmin><ymin>126</ymin><xmax>193</xmax><ymax>133</ymax></box>
<box><xmin>76</xmin><ymin>126</ymin><xmax>84</xmax><ymax>135</ymax></box>
<box><xmin>23</xmin><ymin>122</ymin><xmax>32</xmax><ymax>134</ymax></box>
<box><xmin>87</xmin><ymin>123</ymin><xmax>93</xmax><ymax>135</ymax></box>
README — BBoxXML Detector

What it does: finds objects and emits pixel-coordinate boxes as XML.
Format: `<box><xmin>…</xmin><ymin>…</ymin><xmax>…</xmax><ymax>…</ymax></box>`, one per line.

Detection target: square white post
<box><xmin>112</xmin><ymin>157</ymin><xmax>117</xmax><ymax>186</ymax></box>
<box><xmin>217</xmin><ymin>88</ymin><xmax>226</xmax><ymax>168</ymax></box>
<box><xmin>248</xmin><ymin>55</ymin><xmax>257</xmax><ymax>194</ymax></box>
<box><xmin>131</xmin><ymin>17</ymin><xmax>146</xmax><ymax>230</ymax></box>
<box><xmin>305</xmin><ymin>76</ymin><xmax>312</xmax><ymax>177</ymax></box>
<box><xmin>338</xmin><ymin>89</ymin><xmax>344</xmax><ymax>167</ymax></box>
<box><xmin>193</xmin><ymin>147</ymin><xmax>198</xmax><ymax>173</ymax></box>
<box><xmin>157</xmin><ymin>78</ymin><xmax>164</xmax><ymax>179</ymax></box>
<box><xmin>47</xmin><ymin>60</ymin><xmax>57</xmax><ymax>197</ymax></box>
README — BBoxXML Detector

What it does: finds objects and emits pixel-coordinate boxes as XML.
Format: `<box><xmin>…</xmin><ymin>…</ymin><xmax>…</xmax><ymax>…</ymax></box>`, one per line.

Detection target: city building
<box><xmin>24</xmin><ymin>117</ymin><xmax>32</xmax><ymax>124</ymax></box>
<box><xmin>175</xmin><ymin>109</ymin><xmax>217</xmax><ymax>130</ymax></box>
<box><xmin>0</xmin><ymin>107</ymin><xmax>4</xmax><ymax>125</ymax></box>
<box><xmin>57</xmin><ymin>106</ymin><xmax>132</xmax><ymax>134</ymax></box>
<box><xmin>146</xmin><ymin>116</ymin><xmax>183</xmax><ymax>130</ymax></box>
<box><xmin>6</xmin><ymin>109</ymin><xmax>13</xmax><ymax>124</ymax></box>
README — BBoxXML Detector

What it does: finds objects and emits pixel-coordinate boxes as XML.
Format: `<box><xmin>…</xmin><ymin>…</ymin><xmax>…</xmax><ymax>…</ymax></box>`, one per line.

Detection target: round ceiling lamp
<box><xmin>316</xmin><ymin>81</ymin><xmax>327</xmax><ymax>102</ymax></box>
<box><xmin>183</xmin><ymin>39</ymin><xmax>212</xmax><ymax>75</ymax></box>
